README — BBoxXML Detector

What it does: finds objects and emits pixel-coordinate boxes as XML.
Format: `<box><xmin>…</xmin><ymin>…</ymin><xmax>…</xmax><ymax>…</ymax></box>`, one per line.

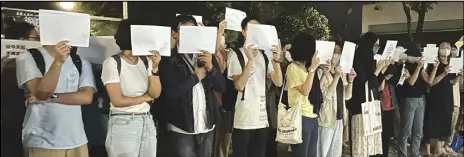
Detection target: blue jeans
<box><xmin>291</xmin><ymin>116</ymin><xmax>318</xmax><ymax>157</ymax></box>
<box><xmin>105</xmin><ymin>114</ymin><xmax>157</xmax><ymax>157</ymax></box>
<box><xmin>397</xmin><ymin>97</ymin><xmax>425</xmax><ymax>157</ymax></box>
<box><xmin>168</xmin><ymin>130</ymin><xmax>214</xmax><ymax>157</ymax></box>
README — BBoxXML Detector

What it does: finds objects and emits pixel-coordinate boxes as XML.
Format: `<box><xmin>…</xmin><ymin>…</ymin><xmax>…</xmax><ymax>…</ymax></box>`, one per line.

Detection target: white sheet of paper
<box><xmin>245</xmin><ymin>24</ymin><xmax>279</xmax><ymax>51</ymax></box>
<box><xmin>179</xmin><ymin>26</ymin><xmax>217</xmax><ymax>54</ymax></box>
<box><xmin>130</xmin><ymin>25</ymin><xmax>171</xmax><ymax>56</ymax></box>
<box><xmin>381</xmin><ymin>40</ymin><xmax>398</xmax><ymax>60</ymax></box>
<box><xmin>176</xmin><ymin>14</ymin><xmax>203</xmax><ymax>24</ymax></box>
<box><xmin>393</xmin><ymin>47</ymin><xmax>407</xmax><ymax>62</ymax></box>
<box><xmin>225</xmin><ymin>7</ymin><xmax>247</xmax><ymax>31</ymax></box>
<box><xmin>77</xmin><ymin>37</ymin><xmax>120</xmax><ymax>64</ymax></box>
<box><xmin>339</xmin><ymin>41</ymin><xmax>356</xmax><ymax>73</ymax></box>
<box><xmin>423</xmin><ymin>47</ymin><xmax>438</xmax><ymax>64</ymax></box>
<box><xmin>397</xmin><ymin>64</ymin><xmax>407</xmax><ymax>86</ymax></box>
<box><xmin>449</xmin><ymin>58</ymin><xmax>463</xmax><ymax>73</ymax></box>
<box><xmin>39</xmin><ymin>9</ymin><xmax>90</xmax><ymax>47</ymax></box>
<box><xmin>1</xmin><ymin>39</ymin><xmax>41</xmax><ymax>59</ymax></box>
<box><xmin>374</xmin><ymin>54</ymin><xmax>382</xmax><ymax>60</ymax></box>
<box><xmin>426</xmin><ymin>44</ymin><xmax>436</xmax><ymax>48</ymax></box>
<box><xmin>315</xmin><ymin>41</ymin><xmax>335</xmax><ymax>65</ymax></box>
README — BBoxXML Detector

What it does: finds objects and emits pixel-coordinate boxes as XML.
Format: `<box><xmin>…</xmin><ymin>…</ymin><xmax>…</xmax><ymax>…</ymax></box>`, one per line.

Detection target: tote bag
<box><xmin>276</xmin><ymin>79</ymin><xmax>303</xmax><ymax>144</ymax></box>
<box><xmin>361</xmin><ymin>82</ymin><xmax>383</xmax><ymax>136</ymax></box>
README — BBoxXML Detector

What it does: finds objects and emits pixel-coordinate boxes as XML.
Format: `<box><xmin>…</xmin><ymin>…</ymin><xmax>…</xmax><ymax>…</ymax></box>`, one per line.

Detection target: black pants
<box><xmin>371</xmin><ymin>109</ymin><xmax>395</xmax><ymax>157</ymax></box>
<box><xmin>231</xmin><ymin>128</ymin><xmax>270</xmax><ymax>157</ymax></box>
<box><xmin>265</xmin><ymin>128</ymin><xmax>278</xmax><ymax>157</ymax></box>
<box><xmin>1</xmin><ymin>122</ymin><xmax>23</xmax><ymax>157</ymax></box>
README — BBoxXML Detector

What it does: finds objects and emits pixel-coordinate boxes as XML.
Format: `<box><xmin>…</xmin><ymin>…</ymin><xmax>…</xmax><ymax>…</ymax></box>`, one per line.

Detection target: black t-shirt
<box><xmin>400</xmin><ymin>62</ymin><xmax>427</xmax><ymax>98</ymax></box>
<box><xmin>336</xmin><ymin>79</ymin><xmax>344</xmax><ymax>120</ymax></box>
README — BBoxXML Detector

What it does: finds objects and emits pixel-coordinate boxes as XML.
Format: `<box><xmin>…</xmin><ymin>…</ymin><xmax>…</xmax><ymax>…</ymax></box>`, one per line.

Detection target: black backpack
<box><xmin>222</xmin><ymin>48</ymin><xmax>269</xmax><ymax>112</ymax></box>
<box><xmin>110</xmin><ymin>54</ymin><xmax>149</xmax><ymax>75</ymax></box>
<box><xmin>28</xmin><ymin>47</ymin><xmax>82</xmax><ymax>76</ymax></box>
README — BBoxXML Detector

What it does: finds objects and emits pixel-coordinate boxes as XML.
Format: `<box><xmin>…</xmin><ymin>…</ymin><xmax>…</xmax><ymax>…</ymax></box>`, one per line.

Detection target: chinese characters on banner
<box><xmin>1</xmin><ymin>39</ymin><xmax>41</xmax><ymax>58</ymax></box>
<box><xmin>2</xmin><ymin>9</ymin><xmax>39</xmax><ymax>28</ymax></box>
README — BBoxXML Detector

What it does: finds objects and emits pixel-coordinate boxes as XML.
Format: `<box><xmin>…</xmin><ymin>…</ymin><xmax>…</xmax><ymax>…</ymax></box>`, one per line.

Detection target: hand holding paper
<box><xmin>449</xmin><ymin>57</ymin><xmax>463</xmax><ymax>73</ymax></box>
<box><xmin>39</xmin><ymin>9</ymin><xmax>90</xmax><ymax>47</ymax></box>
<box><xmin>130</xmin><ymin>25</ymin><xmax>171</xmax><ymax>56</ymax></box>
<box><xmin>179</xmin><ymin>26</ymin><xmax>217</xmax><ymax>54</ymax></box>
<box><xmin>423</xmin><ymin>47</ymin><xmax>438</xmax><ymax>64</ymax></box>
<box><xmin>315</xmin><ymin>41</ymin><xmax>335</xmax><ymax>65</ymax></box>
<box><xmin>339</xmin><ymin>41</ymin><xmax>356</xmax><ymax>73</ymax></box>
<box><xmin>381</xmin><ymin>40</ymin><xmax>398</xmax><ymax>60</ymax></box>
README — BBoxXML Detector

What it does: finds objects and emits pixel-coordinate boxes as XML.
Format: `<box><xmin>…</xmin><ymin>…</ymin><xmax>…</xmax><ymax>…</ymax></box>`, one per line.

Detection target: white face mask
<box><xmin>332</xmin><ymin>53</ymin><xmax>341</xmax><ymax>65</ymax></box>
<box><xmin>284</xmin><ymin>51</ymin><xmax>293</xmax><ymax>62</ymax></box>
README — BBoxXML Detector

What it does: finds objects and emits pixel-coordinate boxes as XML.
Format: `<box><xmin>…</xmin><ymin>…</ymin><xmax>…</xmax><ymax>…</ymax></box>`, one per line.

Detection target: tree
<box><xmin>73</xmin><ymin>2</ymin><xmax>119</xmax><ymax>36</ymax></box>
<box><xmin>401</xmin><ymin>2</ymin><xmax>438</xmax><ymax>42</ymax></box>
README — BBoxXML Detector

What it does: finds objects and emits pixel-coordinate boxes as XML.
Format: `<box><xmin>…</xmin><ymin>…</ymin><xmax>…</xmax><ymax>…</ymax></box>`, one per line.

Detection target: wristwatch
<box><xmin>51</xmin><ymin>93</ymin><xmax>58</xmax><ymax>103</ymax></box>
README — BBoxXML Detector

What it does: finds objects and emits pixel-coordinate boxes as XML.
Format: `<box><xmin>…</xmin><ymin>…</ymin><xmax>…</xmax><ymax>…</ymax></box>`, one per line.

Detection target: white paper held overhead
<box><xmin>39</xmin><ymin>9</ymin><xmax>90</xmax><ymax>47</ymax></box>
<box><xmin>130</xmin><ymin>25</ymin><xmax>171</xmax><ymax>56</ymax></box>
<box><xmin>381</xmin><ymin>40</ymin><xmax>398</xmax><ymax>60</ymax></box>
<box><xmin>225</xmin><ymin>7</ymin><xmax>247</xmax><ymax>32</ymax></box>
<box><xmin>393</xmin><ymin>46</ymin><xmax>407</xmax><ymax>62</ymax></box>
<box><xmin>179</xmin><ymin>26</ymin><xmax>217</xmax><ymax>54</ymax></box>
<box><xmin>339</xmin><ymin>41</ymin><xmax>356</xmax><ymax>73</ymax></box>
<box><xmin>244</xmin><ymin>24</ymin><xmax>279</xmax><ymax>52</ymax></box>
<box><xmin>77</xmin><ymin>37</ymin><xmax>120</xmax><ymax>64</ymax></box>
<box><xmin>315</xmin><ymin>41</ymin><xmax>335</xmax><ymax>65</ymax></box>
<box><xmin>426</xmin><ymin>44</ymin><xmax>437</xmax><ymax>48</ymax></box>
<box><xmin>1</xmin><ymin>39</ymin><xmax>41</xmax><ymax>59</ymax></box>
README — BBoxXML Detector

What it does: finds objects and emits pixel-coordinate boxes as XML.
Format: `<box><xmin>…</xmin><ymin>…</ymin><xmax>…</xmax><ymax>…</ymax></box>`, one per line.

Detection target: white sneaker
<box><xmin>443</xmin><ymin>147</ymin><xmax>457</xmax><ymax>156</ymax></box>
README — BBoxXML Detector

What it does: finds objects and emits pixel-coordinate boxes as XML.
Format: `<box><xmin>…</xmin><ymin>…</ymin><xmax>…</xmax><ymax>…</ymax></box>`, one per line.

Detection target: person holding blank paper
<box><xmin>317</xmin><ymin>40</ymin><xmax>356</xmax><ymax>157</ymax></box>
<box><xmin>101</xmin><ymin>19</ymin><xmax>161</xmax><ymax>157</ymax></box>
<box><xmin>423</xmin><ymin>41</ymin><xmax>462</xmax><ymax>157</ymax></box>
<box><xmin>16</xmin><ymin>40</ymin><xmax>95</xmax><ymax>156</ymax></box>
<box><xmin>157</xmin><ymin>14</ymin><xmax>226</xmax><ymax>157</ymax></box>
<box><xmin>227</xmin><ymin>16</ymin><xmax>283</xmax><ymax>157</ymax></box>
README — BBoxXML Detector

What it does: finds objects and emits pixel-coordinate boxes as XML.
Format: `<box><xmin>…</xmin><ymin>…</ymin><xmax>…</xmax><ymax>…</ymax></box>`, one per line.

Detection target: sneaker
<box><xmin>443</xmin><ymin>147</ymin><xmax>457</xmax><ymax>156</ymax></box>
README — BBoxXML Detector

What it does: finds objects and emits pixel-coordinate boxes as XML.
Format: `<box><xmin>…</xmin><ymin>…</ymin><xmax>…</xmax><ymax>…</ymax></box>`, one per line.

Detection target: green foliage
<box><xmin>199</xmin><ymin>2</ymin><xmax>331</xmax><ymax>47</ymax></box>
<box><xmin>72</xmin><ymin>2</ymin><xmax>119</xmax><ymax>36</ymax></box>
<box><xmin>404</xmin><ymin>2</ymin><xmax>438</xmax><ymax>13</ymax></box>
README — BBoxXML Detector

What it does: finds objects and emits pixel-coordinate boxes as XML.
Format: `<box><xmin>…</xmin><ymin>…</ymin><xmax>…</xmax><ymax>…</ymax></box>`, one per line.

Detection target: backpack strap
<box><xmin>259</xmin><ymin>50</ymin><xmax>269</xmax><ymax>74</ymax></box>
<box><xmin>140</xmin><ymin>56</ymin><xmax>149</xmax><ymax>70</ymax></box>
<box><xmin>28</xmin><ymin>48</ymin><xmax>46</xmax><ymax>76</ymax></box>
<box><xmin>70</xmin><ymin>47</ymin><xmax>82</xmax><ymax>76</ymax></box>
<box><xmin>111</xmin><ymin>55</ymin><xmax>122</xmax><ymax>75</ymax></box>
<box><xmin>233</xmin><ymin>48</ymin><xmax>247</xmax><ymax>101</ymax></box>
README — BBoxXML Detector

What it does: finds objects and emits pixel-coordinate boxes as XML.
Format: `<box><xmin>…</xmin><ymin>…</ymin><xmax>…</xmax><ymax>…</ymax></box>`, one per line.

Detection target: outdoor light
<box><xmin>59</xmin><ymin>2</ymin><xmax>75</xmax><ymax>10</ymax></box>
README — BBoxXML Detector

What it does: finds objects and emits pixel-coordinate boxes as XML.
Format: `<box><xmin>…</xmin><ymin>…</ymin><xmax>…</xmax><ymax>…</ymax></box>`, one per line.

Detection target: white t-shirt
<box><xmin>101</xmin><ymin>56</ymin><xmax>153</xmax><ymax>113</ymax></box>
<box><xmin>227</xmin><ymin>48</ymin><xmax>274</xmax><ymax>130</ymax></box>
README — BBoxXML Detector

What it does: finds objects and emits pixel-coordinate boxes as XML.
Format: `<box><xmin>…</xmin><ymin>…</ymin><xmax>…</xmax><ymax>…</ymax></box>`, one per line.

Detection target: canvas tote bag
<box><xmin>361</xmin><ymin>81</ymin><xmax>383</xmax><ymax>136</ymax></box>
<box><xmin>276</xmin><ymin>78</ymin><xmax>303</xmax><ymax>144</ymax></box>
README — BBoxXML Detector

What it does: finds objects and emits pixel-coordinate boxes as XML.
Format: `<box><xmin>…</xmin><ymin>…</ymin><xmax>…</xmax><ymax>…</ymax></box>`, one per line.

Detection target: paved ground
<box><xmin>276</xmin><ymin>140</ymin><xmax>464</xmax><ymax>157</ymax></box>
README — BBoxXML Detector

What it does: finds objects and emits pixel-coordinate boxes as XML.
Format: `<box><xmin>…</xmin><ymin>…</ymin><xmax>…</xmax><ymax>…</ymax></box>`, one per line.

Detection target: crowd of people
<box><xmin>1</xmin><ymin>13</ymin><xmax>463</xmax><ymax>157</ymax></box>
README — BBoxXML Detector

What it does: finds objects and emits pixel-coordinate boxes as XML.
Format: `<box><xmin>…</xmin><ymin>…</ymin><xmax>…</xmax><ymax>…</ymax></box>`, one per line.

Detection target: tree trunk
<box><xmin>402</xmin><ymin>2</ymin><xmax>413</xmax><ymax>42</ymax></box>
<box><xmin>415</xmin><ymin>3</ymin><xmax>427</xmax><ymax>44</ymax></box>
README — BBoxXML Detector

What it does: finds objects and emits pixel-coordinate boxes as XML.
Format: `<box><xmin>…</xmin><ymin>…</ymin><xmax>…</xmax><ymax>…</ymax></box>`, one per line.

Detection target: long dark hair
<box><xmin>353</xmin><ymin>32</ymin><xmax>378</xmax><ymax>84</ymax></box>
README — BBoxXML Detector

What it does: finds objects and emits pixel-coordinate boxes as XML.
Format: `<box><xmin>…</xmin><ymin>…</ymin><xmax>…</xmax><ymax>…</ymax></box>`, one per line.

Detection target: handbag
<box><xmin>361</xmin><ymin>82</ymin><xmax>383</xmax><ymax>136</ymax></box>
<box><xmin>276</xmin><ymin>78</ymin><xmax>303</xmax><ymax>144</ymax></box>
<box><xmin>451</xmin><ymin>135</ymin><xmax>463</xmax><ymax>152</ymax></box>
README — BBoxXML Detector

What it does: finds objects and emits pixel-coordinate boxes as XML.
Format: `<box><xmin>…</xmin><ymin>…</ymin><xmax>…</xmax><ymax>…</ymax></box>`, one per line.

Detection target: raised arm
<box><xmin>147</xmin><ymin>51</ymin><xmax>162</xmax><ymax>99</ymax></box>
<box><xmin>407</xmin><ymin>60</ymin><xmax>424</xmax><ymax>86</ymax></box>
<box><xmin>229</xmin><ymin>46</ymin><xmax>256</xmax><ymax>91</ymax></box>
<box><xmin>269</xmin><ymin>45</ymin><xmax>283</xmax><ymax>87</ymax></box>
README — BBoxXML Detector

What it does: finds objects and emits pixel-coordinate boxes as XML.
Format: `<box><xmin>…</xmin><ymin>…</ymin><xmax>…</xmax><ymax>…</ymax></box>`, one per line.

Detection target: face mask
<box><xmin>332</xmin><ymin>54</ymin><xmax>341</xmax><ymax>65</ymax></box>
<box><xmin>373</xmin><ymin>46</ymin><xmax>380</xmax><ymax>55</ymax></box>
<box><xmin>284</xmin><ymin>51</ymin><xmax>293</xmax><ymax>62</ymax></box>
<box><xmin>439</xmin><ymin>48</ymin><xmax>450</xmax><ymax>56</ymax></box>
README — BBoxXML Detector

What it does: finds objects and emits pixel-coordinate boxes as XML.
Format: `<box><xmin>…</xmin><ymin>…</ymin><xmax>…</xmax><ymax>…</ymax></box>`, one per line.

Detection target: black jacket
<box><xmin>157</xmin><ymin>48</ymin><xmax>226</xmax><ymax>133</ymax></box>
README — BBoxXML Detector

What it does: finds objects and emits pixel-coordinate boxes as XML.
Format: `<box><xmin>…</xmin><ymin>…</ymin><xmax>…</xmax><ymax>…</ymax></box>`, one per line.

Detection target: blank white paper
<box><xmin>315</xmin><ymin>41</ymin><xmax>335</xmax><ymax>65</ymax></box>
<box><xmin>39</xmin><ymin>9</ymin><xmax>90</xmax><ymax>47</ymax></box>
<box><xmin>339</xmin><ymin>41</ymin><xmax>356</xmax><ymax>73</ymax></box>
<box><xmin>77</xmin><ymin>37</ymin><xmax>120</xmax><ymax>64</ymax></box>
<box><xmin>179</xmin><ymin>26</ymin><xmax>217</xmax><ymax>54</ymax></box>
<box><xmin>225</xmin><ymin>7</ymin><xmax>247</xmax><ymax>31</ymax></box>
<box><xmin>449</xmin><ymin>57</ymin><xmax>463</xmax><ymax>73</ymax></box>
<box><xmin>381</xmin><ymin>40</ymin><xmax>398</xmax><ymax>60</ymax></box>
<box><xmin>130</xmin><ymin>25</ymin><xmax>171</xmax><ymax>56</ymax></box>
<box><xmin>393</xmin><ymin>47</ymin><xmax>407</xmax><ymax>62</ymax></box>
<box><xmin>423</xmin><ymin>47</ymin><xmax>438</xmax><ymax>64</ymax></box>
<box><xmin>426</xmin><ymin>44</ymin><xmax>436</xmax><ymax>48</ymax></box>
<box><xmin>245</xmin><ymin>24</ymin><xmax>279</xmax><ymax>52</ymax></box>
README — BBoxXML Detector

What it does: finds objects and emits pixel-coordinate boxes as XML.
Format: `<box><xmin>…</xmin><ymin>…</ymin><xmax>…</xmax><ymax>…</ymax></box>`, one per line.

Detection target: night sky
<box><xmin>1</xmin><ymin>1</ymin><xmax>365</xmax><ymax>41</ymax></box>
